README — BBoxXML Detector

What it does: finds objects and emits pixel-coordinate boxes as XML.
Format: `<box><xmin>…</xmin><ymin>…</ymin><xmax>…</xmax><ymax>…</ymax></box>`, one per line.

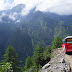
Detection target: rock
<box><xmin>59</xmin><ymin>58</ymin><xmax>65</xmax><ymax>63</ymax></box>
<box><xmin>42</xmin><ymin>63</ymin><xmax>50</xmax><ymax>69</ymax></box>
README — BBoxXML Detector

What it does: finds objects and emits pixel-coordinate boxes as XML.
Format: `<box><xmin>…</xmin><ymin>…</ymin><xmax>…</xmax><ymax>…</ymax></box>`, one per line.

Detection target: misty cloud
<box><xmin>9</xmin><ymin>14</ymin><xmax>16</xmax><ymax>20</ymax></box>
<box><xmin>18</xmin><ymin>0</ymin><xmax>72</xmax><ymax>15</ymax></box>
<box><xmin>21</xmin><ymin>8</ymin><xmax>29</xmax><ymax>16</ymax></box>
<box><xmin>1</xmin><ymin>0</ymin><xmax>72</xmax><ymax>15</ymax></box>
<box><xmin>36</xmin><ymin>0</ymin><xmax>72</xmax><ymax>15</ymax></box>
<box><xmin>15</xmin><ymin>20</ymin><xmax>20</xmax><ymax>23</ymax></box>
<box><xmin>13</xmin><ymin>12</ymin><xmax>18</xmax><ymax>15</ymax></box>
<box><xmin>0</xmin><ymin>12</ymin><xmax>6</xmax><ymax>22</ymax></box>
<box><xmin>0</xmin><ymin>0</ymin><xmax>5</xmax><ymax>10</ymax></box>
<box><xmin>8</xmin><ymin>12</ymin><xmax>19</xmax><ymax>20</ymax></box>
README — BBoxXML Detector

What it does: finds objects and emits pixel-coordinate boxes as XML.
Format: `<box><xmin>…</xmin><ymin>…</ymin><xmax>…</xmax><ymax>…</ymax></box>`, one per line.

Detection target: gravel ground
<box><xmin>65</xmin><ymin>53</ymin><xmax>72</xmax><ymax>71</ymax></box>
<box><xmin>40</xmin><ymin>48</ymin><xmax>71</xmax><ymax>72</ymax></box>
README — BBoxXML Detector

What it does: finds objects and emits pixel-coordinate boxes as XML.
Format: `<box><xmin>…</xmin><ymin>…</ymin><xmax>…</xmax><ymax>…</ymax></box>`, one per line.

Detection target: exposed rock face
<box><xmin>40</xmin><ymin>48</ymin><xmax>71</xmax><ymax>72</ymax></box>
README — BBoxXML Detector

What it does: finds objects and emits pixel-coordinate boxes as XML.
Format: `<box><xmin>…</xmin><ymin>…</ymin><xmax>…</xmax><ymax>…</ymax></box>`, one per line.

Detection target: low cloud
<box><xmin>15</xmin><ymin>0</ymin><xmax>41</xmax><ymax>15</ymax></box>
<box><xmin>9</xmin><ymin>14</ymin><xmax>16</xmax><ymax>20</ymax></box>
<box><xmin>8</xmin><ymin>12</ymin><xmax>18</xmax><ymax>20</ymax></box>
<box><xmin>14</xmin><ymin>0</ymin><xmax>72</xmax><ymax>15</ymax></box>
<box><xmin>15</xmin><ymin>20</ymin><xmax>20</xmax><ymax>23</ymax></box>
<box><xmin>1</xmin><ymin>0</ymin><xmax>72</xmax><ymax>15</ymax></box>
<box><xmin>0</xmin><ymin>0</ymin><xmax>5</xmax><ymax>10</ymax></box>
<box><xmin>13</xmin><ymin>12</ymin><xmax>18</xmax><ymax>15</ymax></box>
<box><xmin>0</xmin><ymin>12</ymin><xmax>6</xmax><ymax>22</ymax></box>
<box><xmin>36</xmin><ymin>0</ymin><xmax>72</xmax><ymax>15</ymax></box>
<box><xmin>1</xmin><ymin>12</ymin><xmax>6</xmax><ymax>16</ymax></box>
<box><xmin>21</xmin><ymin>8</ymin><xmax>29</xmax><ymax>16</ymax></box>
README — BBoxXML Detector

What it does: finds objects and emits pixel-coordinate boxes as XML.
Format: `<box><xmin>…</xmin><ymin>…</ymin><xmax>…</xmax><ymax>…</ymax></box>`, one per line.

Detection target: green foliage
<box><xmin>24</xmin><ymin>56</ymin><xmax>33</xmax><ymax>71</ymax></box>
<box><xmin>43</xmin><ymin>46</ymin><xmax>51</xmax><ymax>60</ymax></box>
<box><xmin>24</xmin><ymin>44</ymin><xmax>52</xmax><ymax>72</ymax></box>
<box><xmin>7</xmin><ymin>29</ymin><xmax>33</xmax><ymax>64</ymax></box>
<box><xmin>3</xmin><ymin>46</ymin><xmax>17</xmax><ymax>62</ymax></box>
<box><xmin>50</xmin><ymin>53</ymin><xmax>55</xmax><ymax>58</ymax></box>
<box><xmin>52</xmin><ymin>37</ymin><xmax>62</xmax><ymax>50</ymax></box>
<box><xmin>23</xmin><ymin>43</ymin><xmax>44</xmax><ymax>72</ymax></box>
<box><xmin>23</xmin><ymin>66</ymin><xmax>34</xmax><ymax>72</ymax></box>
<box><xmin>33</xmin><ymin>43</ymin><xmax>44</xmax><ymax>66</ymax></box>
<box><xmin>8</xmin><ymin>29</ymin><xmax>33</xmax><ymax>65</ymax></box>
<box><xmin>54</xmin><ymin>21</ymin><xmax>72</xmax><ymax>38</ymax></box>
<box><xmin>0</xmin><ymin>62</ymin><xmax>13</xmax><ymax>72</ymax></box>
<box><xmin>2</xmin><ymin>45</ymin><xmax>22</xmax><ymax>72</ymax></box>
<box><xmin>32</xmin><ymin>65</ymin><xmax>42</xmax><ymax>72</ymax></box>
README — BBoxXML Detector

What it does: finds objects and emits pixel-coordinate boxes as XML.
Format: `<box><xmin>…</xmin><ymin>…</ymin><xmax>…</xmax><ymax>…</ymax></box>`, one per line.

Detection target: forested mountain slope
<box><xmin>0</xmin><ymin>4</ymin><xmax>72</xmax><ymax>63</ymax></box>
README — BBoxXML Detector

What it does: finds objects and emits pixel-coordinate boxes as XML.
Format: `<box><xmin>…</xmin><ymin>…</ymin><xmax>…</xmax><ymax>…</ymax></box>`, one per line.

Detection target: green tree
<box><xmin>24</xmin><ymin>56</ymin><xmax>33</xmax><ymax>71</ymax></box>
<box><xmin>43</xmin><ymin>46</ymin><xmax>51</xmax><ymax>60</ymax></box>
<box><xmin>33</xmin><ymin>43</ymin><xmax>44</xmax><ymax>66</ymax></box>
<box><xmin>52</xmin><ymin>36</ymin><xmax>62</xmax><ymax>49</ymax></box>
<box><xmin>2</xmin><ymin>45</ymin><xmax>22</xmax><ymax>72</ymax></box>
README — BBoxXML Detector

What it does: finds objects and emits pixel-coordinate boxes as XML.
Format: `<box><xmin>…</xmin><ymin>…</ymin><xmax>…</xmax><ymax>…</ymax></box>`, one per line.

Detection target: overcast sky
<box><xmin>0</xmin><ymin>0</ymin><xmax>72</xmax><ymax>15</ymax></box>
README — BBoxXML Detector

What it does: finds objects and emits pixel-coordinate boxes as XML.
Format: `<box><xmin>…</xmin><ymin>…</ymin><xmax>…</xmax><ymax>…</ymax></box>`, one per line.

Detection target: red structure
<box><xmin>62</xmin><ymin>36</ymin><xmax>72</xmax><ymax>53</ymax></box>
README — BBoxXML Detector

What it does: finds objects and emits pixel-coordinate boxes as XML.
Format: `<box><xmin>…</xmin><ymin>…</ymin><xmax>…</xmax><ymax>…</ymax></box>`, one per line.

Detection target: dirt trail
<box><xmin>40</xmin><ymin>48</ymin><xmax>71</xmax><ymax>72</ymax></box>
<box><xmin>65</xmin><ymin>54</ymin><xmax>72</xmax><ymax>70</ymax></box>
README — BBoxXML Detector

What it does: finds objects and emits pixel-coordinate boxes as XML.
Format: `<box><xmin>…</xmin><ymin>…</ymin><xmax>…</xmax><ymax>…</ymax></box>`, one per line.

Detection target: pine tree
<box><xmin>24</xmin><ymin>56</ymin><xmax>33</xmax><ymax>71</ymax></box>
<box><xmin>43</xmin><ymin>46</ymin><xmax>51</xmax><ymax>60</ymax></box>
<box><xmin>33</xmin><ymin>43</ymin><xmax>44</xmax><ymax>66</ymax></box>
<box><xmin>52</xmin><ymin>36</ymin><xmax>62</xmax><ymax>49</ymax></box>
<box><xmin>2</xmin><ymin>45</ymin><xmax>22</xmax><ymax>72</ymax></box>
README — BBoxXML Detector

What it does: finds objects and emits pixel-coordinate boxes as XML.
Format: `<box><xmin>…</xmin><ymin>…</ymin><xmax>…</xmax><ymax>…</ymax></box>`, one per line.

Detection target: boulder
<box><xmin>42</xmin><ymin>63</ymin><xmax>50</xmax><ymax>69</ymax></box>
